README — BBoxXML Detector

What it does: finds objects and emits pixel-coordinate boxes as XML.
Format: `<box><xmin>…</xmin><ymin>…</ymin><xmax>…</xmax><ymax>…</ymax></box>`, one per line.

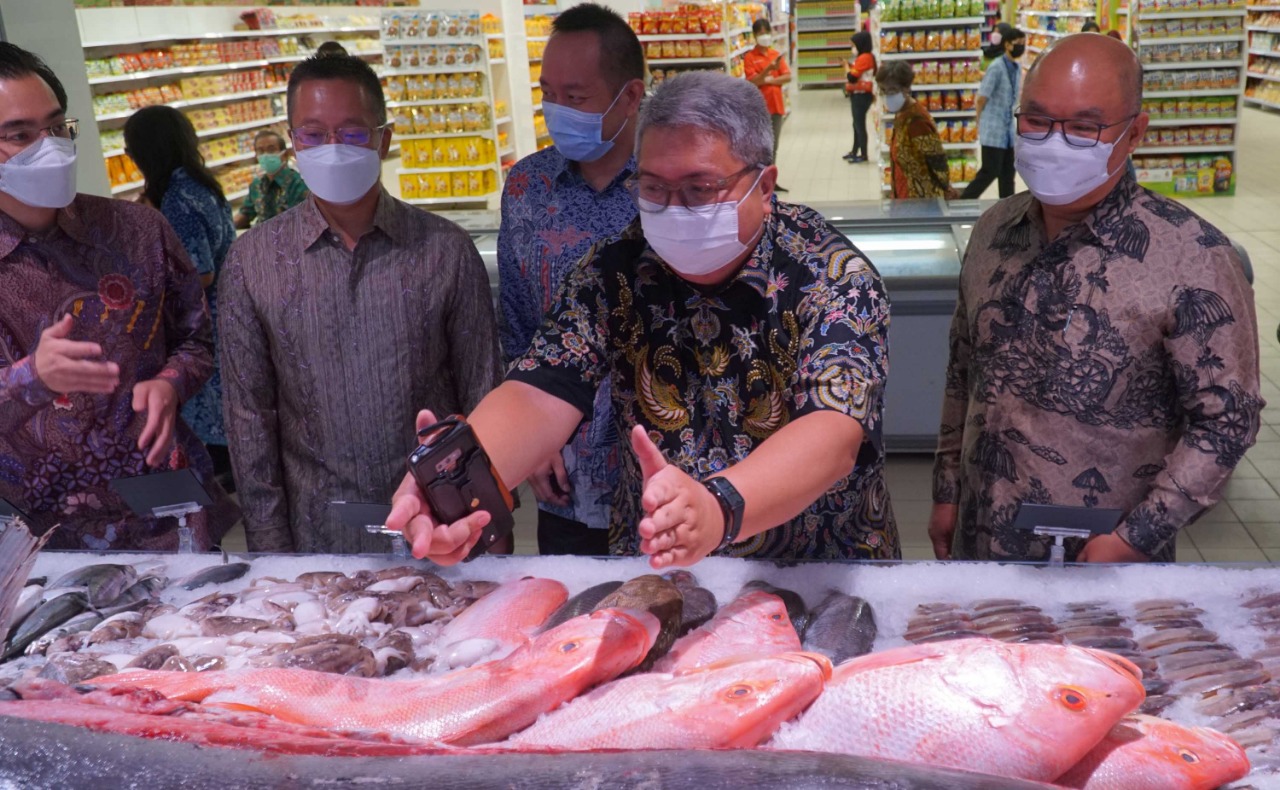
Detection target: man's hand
<box><xmin>385</xmin><ymin>409</ymin><xmax>490</xmax><ymax>564</ymax></box>
<box><xmin>33</xmin><ymin>315</ymin><xmax>120</xmax><ymax>395</ymax></box>
<box><xmin>1076</xmin><ymin>533</ymin><xmax>1149</xmax><ymax>564</ymax></box>
<box><xmin>528</xmin><ymin>452</ymin><xmax>571</xmax><ymax>507</ymax></box>
<box><xmin>945</xmin><ymin>187</ymin><xmax>960</xmax><ymax>200</ymax></box>
<box><xmin>132</xmin><ymin>379</ymin><xmax>178</xmax><ymax>467</ymax></box>
<box><xmin>928</xmin><ymin>503</ymin><xmax>958</xmax><ymax>560</ymax></box>
<box><xmin>633</xmin><ymin>426</ymin><xmax>724</xmax><ymax>570</ymax></box>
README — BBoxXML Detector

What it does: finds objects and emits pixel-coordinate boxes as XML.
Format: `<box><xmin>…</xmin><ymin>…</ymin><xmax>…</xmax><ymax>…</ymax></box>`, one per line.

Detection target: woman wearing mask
<box><xmin>960</xmin><ymin>27</ymin><xmax>1025</xmax><ymax>199</ymax></box>
<box><xmin>979</xmin><ymin>22</ymin><xmax>1015</xmax><ymax>71</ymax></box>
<box><xmin>123</xmin><ymin>105</ymin><xmax>236</xmax><ymax>488</ymax></box>
<box><xmin>877</xmin><ymin>61</ymin><xmax>956</xmax><ymax>199</ymax></box>
<box><xmin>845</xmin><ymin>31</ymin><xmax>876</xmax><ymax>163</ymax></box>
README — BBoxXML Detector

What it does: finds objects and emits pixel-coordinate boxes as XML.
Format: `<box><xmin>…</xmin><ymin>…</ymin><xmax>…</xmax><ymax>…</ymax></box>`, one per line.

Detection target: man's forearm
<box><xmin>717</xmin><ymin>410</ymin><xmax>863</xmax><ymax>540</ymax></box>
<box><xmin>468</xmin><ymin>380</ymin><xmax>584</xmax><ymax>492</ymax></box>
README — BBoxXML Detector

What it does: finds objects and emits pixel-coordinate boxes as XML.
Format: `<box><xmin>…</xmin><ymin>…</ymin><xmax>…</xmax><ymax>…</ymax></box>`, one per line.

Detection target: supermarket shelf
<box><xmin>1138</xmin><ymin>34</ymin><xmax>1248</xmax><ymax>44</ymax></box>
<box><xmin>1017</xmin><ymin>9</ymin><xmax>1098</xmax><ymax>17</ymax></box>
<box><xmin>499</xmin><ymin>146</ymin><xmax>515</xmax><ymax>157</ymax></box>
<box><xmin>1134</xmin><ymin>144</ymin><xmax>1238</xmax><ymax>153</ymax></box>
<box><xmin>918</xmin><ymin>81</ymin><xmax>982</xmax><ymax>89</ymax></box>
<box><xmin>1144</xmin><ymin>59</ymin><xmax>1245</xmax><ymax>69</ymax></box>
<box><xmin>729</xmin><ymin>26</ymin><xmax>753</xmax><ymax>37</ymax></box>
<box><xmin>399</xmin><ymin>163</ymin><xmax>500</xmax><ymax>174</ymax></box>
<box><xmin>799</xmin><ymin>44</ymin><xmax>859</xmax><ymax>50</ymax></box>
<box><xmin>797</xmin><ymin>78</ymin><xmax>850</xmax><ymax>85</ymax></box>
<box><xmin>382</xmin><ymin>66</ymin><xmax>492</xmax><ymax>77</ymax></box>
<box><xmin>408</xmin><ymin>193</ymin><xmax>498</xmax><ymax>205</ymax></box>
<box><xmin>486</xmin><ymin>33</ymin><xmax>503</xmax><ymax>40</ymax></box>
<box><xmin>496</xmin><ymin>115</ymin><xmax>513</xmax><ymax>125</ymax></box>
<box><xmin>882</xmin><ymin>109</ymin><xmax>976</xmax><ymax>121</ymax></box>
<box><xmin>1249</xmin><ymin>71</ymin><xmax>1280</xmax><ymax>81</ymax></box>
<box><xmin>1247</xmin><ymin>25</ymin><xmax>1280</xmax><ymax>32</ymax></box>
<box><xmin>382</xmin><ymin>37</ymin><xmax>485</xmax><ymax>47</ymax></box>
<box><xmin>532</xmin><ymin>102</ymin><xmax>543</xmax><ymax>111</ymax></box>
<box><xmin>82</xmin><ymin>24</ymin><xmax>381</xmax><ymax>48</ymax></box>
<box><xmin>1247</xmin><ymin>4</ymin><xmax>1280</xmax><ymax>8</ymax></box>
<box><xmin>102</xmin><ymin>148</ymin><xmax>125</xmax><ymax>158</ymax></box>
<box><xmin>195</xmin><ymin>114</ymin><xmax>286</xmax><ymax>138</ymax></box>
<box><xmin>797</xmin><ymin>13</ymin><xmax>861</xmax><ymax>23</ymax></box>
<box><xmin>1025</xmin><ymin>27</ymin><xmax>1076</xmax><ymax>38</ymax></box>
<box><xmin>877</xmin><ymin>16</ymin><xmax>984</xmax><ymax>28</ymax></box>
<box><xmin>491</xmin><ymin>58</ymin><xmax>507</xmax><ymax>65</ymax></box>
<box><xmin>648</xmin><ymin>56</ymin><xmax>735</xmax><ymax>65</ymax></box>
<box><xmin>397</xmin><ymin>129</ymin><xmax>497</xmax><ymax>140</ymax></box>
<box><xmin>1136</xmin><ymin>8</ymin><xmax>1246</xmax><ymax>17</ymax></box>
<box><xmin>387</xmin><ymin>97</ymin><xmax>490</xmax><ymax>108</ymax></box>
<box><xmin>1027</xmin><ymin>44</ymin><xmax>1046</xmax><ymax>55</ymax></box>
<box><xmin>638</xmin><ymin>33</ymin><xmax>744</xmax><ymax>42</ymax></box>
<box><xmin>524</xmin><ymin>4</ymin><xmax>557</xmax><ymax>15</ymax></box>
<box><xmin>527</xmin><ymin>36</ymin><xmax>550</xmax><ymax>42</ymax></box>
<box><xmin>97</xmin><ymin>85</ymin><xmax>288</xmax><ymax>120</ymax></box>
<box><xmin>1249</xmin><ymin>49</ymin><xmax>1280</xmax><ymax>56</ymax></box>
<box><xmin>1147</xmin><ymin>88</ymin><xmax>1240</xmax><ymax>96</ymax></box>
<box><xmin>110</xmin><ymin>178</ymin><xmax>144</xmax><ymax>195</ymax></box>
<box><xmin>88</xmin><ymin>55</ymin><xmax>309</xmax><ymax>85</ymax></box>
<box><xmin>881</xmin><ymin>49</ymin><xmax>983</xmax><ymax>60</ymax></box>
<box><xmin>226</xmin><ymin>187</ymin><xmax>249</xmax><ymax>202</ymax></box>
<box><xmin>1245</xmin><ymin>94</ymin><xmax>1280</xmax><ymax>109</ymax></box>
<box><xmin>205</xmin><ymin>151</ymin><xmax>258</xmax><ymax>168</ymax></box>
<box><xmin>1147</xmin><ymin>116</ymin><xmax>1239</xmax><ymax>125</ymax></box>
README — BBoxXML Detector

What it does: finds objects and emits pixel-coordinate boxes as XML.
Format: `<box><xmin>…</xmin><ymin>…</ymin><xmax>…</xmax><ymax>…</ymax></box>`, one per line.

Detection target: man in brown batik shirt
<box><xmin>929</xmin><ymin>34</ymin><xmax>1262</xmax><ymax>563</ymax></box>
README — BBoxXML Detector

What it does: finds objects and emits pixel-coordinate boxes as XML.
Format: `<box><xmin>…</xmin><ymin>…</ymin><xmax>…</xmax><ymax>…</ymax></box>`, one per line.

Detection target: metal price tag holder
<box><xmin>330</xmin><ymin>502</ymin><xmax>409</xmax><ymax>558</ymax></box>
<box><xmin>110</xmin><ymin>469</ymin><xmax>212</xmax><ymax>554</ymax></box>
<box><xmin>1012</xmin><ymin>503</ymin><xmax>1124</xmax><ymax>567</ymax></box>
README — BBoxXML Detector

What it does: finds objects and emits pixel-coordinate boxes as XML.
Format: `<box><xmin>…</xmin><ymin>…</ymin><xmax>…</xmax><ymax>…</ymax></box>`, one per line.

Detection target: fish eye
<box><xmin>559</xmin><ymin>641</ymin><xmax>580</xmax><ymax>653</ymax></box>
<box><xmin>1179</xmin><ymin>749</ymin><xmax>1199</xmax><ymax>764</ymax></box>
<box><xmin>770</xmin><ymin>613</ymin><xmax>783</xmax><ymax>621</ymax></box>
<box><xmin>1057</xmin><ymin>687</ymin><xmax>1088</xmax><ymax>712</ymax></box>
<box><xmin>726</xmin><ymin>684</ymin><xmax>754</xmax><ymax>699</ymax></box>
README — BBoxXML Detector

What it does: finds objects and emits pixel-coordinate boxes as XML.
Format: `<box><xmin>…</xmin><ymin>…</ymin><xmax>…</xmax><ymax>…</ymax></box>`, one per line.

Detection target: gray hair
<box><xmin>637</xmin><ymin>70</ymin><xmax>774</xmax><ymax>166</ymax></box>
<box><xmin>876</xmin><ymin>61</ymin><xmax>914</xmax><ymax>93</ymax></box>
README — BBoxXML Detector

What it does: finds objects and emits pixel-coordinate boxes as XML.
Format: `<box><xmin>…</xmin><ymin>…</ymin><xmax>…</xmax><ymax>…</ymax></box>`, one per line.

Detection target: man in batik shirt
<box><xmin>0</xmin><ymin>42</ymin><xmax>237</xmax><ymax>550</ymax></box>
<box><xmin>930</xmin><ymin>34</ymin><xmax>1262</xmax><ymax>563</ymax></box>
<box><xmin>389</xmin><ymin>71</ymin><xmax>898</xmax><ymax>568</ymax></box>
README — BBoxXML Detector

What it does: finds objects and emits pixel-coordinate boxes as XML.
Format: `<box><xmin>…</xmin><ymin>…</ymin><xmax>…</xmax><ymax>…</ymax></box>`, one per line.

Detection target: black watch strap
<box><xmin>703</xmin><ymin>477</ymin><xmax>745</xmax><ymax>551</ymax></box>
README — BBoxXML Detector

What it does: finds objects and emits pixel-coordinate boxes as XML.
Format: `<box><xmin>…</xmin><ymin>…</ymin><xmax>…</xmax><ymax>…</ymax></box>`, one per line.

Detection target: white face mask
<box><xmin>1014</xmin><ymin>119</ymin><xmax>1133</xmax><ymax>206</ymax></box>
<box><xmin>0</xmin><ymin>136</ymin><xmax>78</xmax><ymax>209</ymax></box>
<box><xmin>884</xmin><ymin>92</ymin><xmax>907</xmax><ymax>113</ymax></box>
<box><xmin>756</xmin><ymin>34</ymin><xmax>774</xmax><ymax>48</ymax></box>
<box><xmin>294</xmin><ymin>143</ymin><xmax>381</xmax><ymax>205</ymax></box>
<box><xmin>639</xmin><ymin>169</ymin><xmax>766</xmax><ymax>277</ymax></box>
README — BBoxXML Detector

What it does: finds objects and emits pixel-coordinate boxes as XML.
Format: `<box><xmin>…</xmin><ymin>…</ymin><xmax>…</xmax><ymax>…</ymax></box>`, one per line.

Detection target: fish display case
<box><xmin>444</xmin><ymin>197</ymin><xmax>989</xmax><ymax>453</ymax></box>
<box><xmin>2</xmin><ymin>548</ymin><xmax>1279</xmax><ymax>788</ymax></box>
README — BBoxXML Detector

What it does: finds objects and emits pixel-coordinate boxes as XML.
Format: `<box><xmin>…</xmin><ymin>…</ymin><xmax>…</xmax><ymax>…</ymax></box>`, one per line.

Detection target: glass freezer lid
<box><xmin>841</xmin><ymin>230</ymin><xmax>962</xmax><ymax>280</ymax></box>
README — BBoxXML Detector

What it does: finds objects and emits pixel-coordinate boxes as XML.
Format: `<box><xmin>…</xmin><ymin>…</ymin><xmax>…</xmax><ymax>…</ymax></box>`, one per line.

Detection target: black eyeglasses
<box><xmin>625</xmin><ymin>164</ymin><xmax>763</xmax><ymax>214</ymax></box>
<box><xmin>289</xmin><ymin>124</ymin><xmax>386</xmax><ymax>148</ymax></box>
<box><xmin>1014</xmin><ymin>112</ymin><xmax>1136</xmax><ymax>148</ymax></box>
<box><xmin>0</xmin><ymin>118</ymin><xmax>79</xmax><ymax>147</ymax></box>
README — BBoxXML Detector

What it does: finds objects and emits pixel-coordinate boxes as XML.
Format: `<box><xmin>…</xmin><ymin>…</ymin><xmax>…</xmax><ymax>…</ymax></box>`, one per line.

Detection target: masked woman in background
<box><xmin>844</xmin><ymin>31</ymin><xmax>876</xmax><ymax>163</ymax></box>
<box><xmin>876</xmin><ymin>61</ymin><xmax>957</xmax><ymax>200</ymax></box>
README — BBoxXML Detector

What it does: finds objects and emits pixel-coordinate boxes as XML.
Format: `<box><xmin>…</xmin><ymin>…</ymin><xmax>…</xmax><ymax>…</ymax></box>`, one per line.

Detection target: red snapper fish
<box><xmin>768</xmin><ymin>639</ymin><xmax>1146</xmax><ymax>783</ymax></box>
<box><xmin>652</xmin><ymin>590</ymin><xmax>800</xmax><ymax>673</ymax></box>
<box><xmin>507</xmin><ymin>651</ymin><xmax>832</xmax><ymax>750</ymax></box>
<box><xmin>432</xmin><ymin>576</ymin><xmax>568</xmax><ymax>668</ymax></box>
<box><xmin>91</xmin><ymin>608</ymin><xmax>658</xmax><ymax>746</ymax></box>
<box><xmin>1054</xmin><ymin>714</ymin><xmax>1249</xmax><ymax>789</ymax></box>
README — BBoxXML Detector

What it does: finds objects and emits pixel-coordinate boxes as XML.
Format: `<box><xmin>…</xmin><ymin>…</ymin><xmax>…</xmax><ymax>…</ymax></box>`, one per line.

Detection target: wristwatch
<box><xmin>702</xmin><ymin>477</ymin><xmax>745</xmax><ymax>551</ymax></box>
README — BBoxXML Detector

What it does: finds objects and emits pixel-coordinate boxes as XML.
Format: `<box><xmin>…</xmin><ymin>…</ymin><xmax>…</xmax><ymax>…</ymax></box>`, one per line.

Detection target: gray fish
<box><xmin>910</xmin><ymin>630</ymin><xmax>984</xmax><ymax>644</ymax></box>
<box><xmin>1137</xmin><ymin>694</ymin><xmax>1176</xmax><ymax>715</ymax></box>
<box><xmin>107</xmin><ymin>577</ymin><xmax>166</xmax><ymax>611</ymax></box>
<box><xmin>541</xmin><ymin>581</ymin><xmax>623</xmax><ymax>632</ymax></box>
<box><xmin>1057</xmin><ymin>626</ymin><xmax>1133</xmax><ymax>641</ymax></box>
<box><xmin>801</xmin><ymin>592</ymin><xmax>876</xmax><ymax>664</ymax></box>
<box><xmin>1138</xmin><ymin>628</ymin><xmax>1219</xmax><ymax>650</ymax></box>
<box><xmin>1218</xmin><ymin>708</ymin><xmax>1275</xmax><ymax>733</ymax></box>
<box><xmin>915</xmin><ymin>602</ymin><xmax>962</xmax><ymax>615</ymax></box>
<box><xmin>1136</xmin><ymin>598</ymin><xmax>1195</xmax><ymax>611</ymax></box>
<box><xmin>1135</xmin><ymin>606</ymin><xmax>1205</xmax><ymax>622</ymax></box>
<box><xmin>1141</xmin><ymin>618</ymin><xmax>1205</xmax><ymax>630</ymax></box>
<box><xmin>127</xmin><ymin>644</ymin><xmax>180</xmax><ymax>670</ymax></box>
<box><xmin>968</xmin><ymin>605</ymin><xmax>1043</xmax><ymax>621</ymax></box>
<box><xmin>1147</xmin><ymin>640</ymin><xmax>1234</xmax><ymax>659</ymax></box>
<box><xmin>1243</xmin><ymin>591</ymin><xmax>1280</xmax><ymax>609</ymax></box>
<box><xmin>175</xmin><ymin>562</ymin><xmax>250</xmax><ymax>592</ymax></box>
<box><xmin>7</xmin><ymin>586</ymin><xmax>43</xmax><ymax>636</ymax></box>
<box><xmin>675</xmin><ymin>585</ymin><xmax>718</xmax><ymax>636</ymax></box>
<box><xmin>3</xmin><ymin>591</ymin><xmax>89</xmax><ymax>660</ymax></box>
<box><xmin>1057</xmin><ymin>615</ymin><xmax>1126</xmax><ymax>629</ymax></box>
<box><xmin>48</xmin><ymin>564</ymin><xmax>137</xmax><ymax>609</ymax></box>
<box><xmin>741</xmin><ymin>581</ymin><xmax>808</xmax><ymax>638</ymax></box>
<box><xmin>1165</xmin><ymin>658</ymin><xmax>1262</xmax><ymax>683</ymax></box>
<box><xmin>37</xmin><ymin>653</ymin><xmax>117</xmax><ymax>685</ymax></box>
<box><xmin>0</xmin><ymin>716</ymin><xmax>1061</xmax><ymax>789</ymax></box>
<box><xmin>1177</xmin><ymin>667</ymin><xmax>1271</xmax><ymax>696</ymax></box>
<box><xmin>970</xmin><ymin>598</ymin><xmax>1027</xmax><ymax>611</ymax></box>
<box><xmin>28</xmin><ymin>611</ymin><xmax>102</xmax><ymax>657</ymax></box>
<box><xmin>1159</xmin><ymin>648</ymin><xmax>1243</xmax><ymax>674</ymax></box>
<box><xmin>1067</xmin><ymin>636</ymin><xmax>1138</xmax><ymax>651</ymax></box>
<box><xmin>1197</xmin><ymin>685</ymin><xmax>1280</xmax><ymax>717</ymax></box>
<box><xmin>1142</xmin><ymin>677</ymin><xmax>1171</xmax><ymax>696</ymax></box>
<box><xmin>595</xmin><ymin>575</ymin><xmax>683</xmax><ymax>670</ymax></box>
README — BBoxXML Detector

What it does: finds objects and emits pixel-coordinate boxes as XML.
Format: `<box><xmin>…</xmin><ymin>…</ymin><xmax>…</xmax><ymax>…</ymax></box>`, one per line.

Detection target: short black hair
<box><xmin>253</xmin><ymin>129</ymin><xmax>287</xmax><ymax>150</ymax></box>
<box><xmin>1006</xmin><ymin>26</ymin><xmax>1027</xmax><ymax>42</ymax></box>
<box><xmin>286</xmin><ymin>53</ymin><xmax>386</xmax><ymax>127</ymax></box>
<box><xmin>0</xmin><ymin>42</ymin><xmax>68</xmax><ymax>112</ymax></box>
<box><xmin>752</xmin><ymin>19</ymin><xmax>771</xmax><ymax>35</ymax></box>
<box><xmin>551</xmin><ymin>3</ymin><xmax>645</xmax><ymax>91</ymax></box>
<box><xmin>315</xmin><ymin>41</ymin><xmax>349</xmax><ymax>58</ymax></box>
<box><xmin>1081</xmin><ymin>20</ymin><xmax>1101</xmax><ymax>32</ymax></box>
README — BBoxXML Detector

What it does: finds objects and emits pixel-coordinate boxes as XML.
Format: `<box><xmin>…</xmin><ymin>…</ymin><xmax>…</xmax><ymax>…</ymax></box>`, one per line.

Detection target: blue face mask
<box><xmin>543</xmin><ymin>88</ymin><xmax>628</xmax><ymax>163</ymax></box>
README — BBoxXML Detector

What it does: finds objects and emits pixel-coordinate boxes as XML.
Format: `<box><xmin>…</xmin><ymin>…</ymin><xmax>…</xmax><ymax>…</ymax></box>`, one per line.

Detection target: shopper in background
<box><xmin>219</xmin><ymin>53</ymin><xmax>501</xmax><ymax>554</ymax></box>
<box><xmin>978</xmin><ymin>21</ymin><xmax>1015</xmax><ymax>71</ymax></box>
<box><xmin>124</xmin><ymin>105</ymin><xmax>236</xmax><ymax>491</ymax></box>
<box><xmin>744</xmin><ymin>17</ymin><xmax>792</xmax><ymax>189</ymax></box>
<box><xmin>930</xmin><ymin>34</ymin><xmax>1261</xmax><ymax>564</ymax></box>
<box><xmin>876</xmin><ymin>61</ymin><xmax>956</xmax><ymax>199</ymax></box>
<box><xmin>498</xmin><ymin>4</ymin><xmax>645</xmax><ymax>556</ymax></box>
<box><xmin>0</xmin><ymin>42</ymin><xmax>237</xmax><ymax>550</ymax></box>
<box><xmin>1081</xmin><ymin>20</ymin><xmax>1101</xmax><ymax>32</ymax></box>
<box><xmin>844</xmin><ymin>31</ymin><xmax>876</xmax><ymax>164</ymax></box>
<box><xmin>388</xmin><ymin>71</ymin><xmax>898</xmax><ymax>569</ymax></box>
<box><xmin>234</xmin><ymin>130</ymin><xmax>308</xmax><ymax>229</ymax></box>
<box><xmin>961</xmin><ymin>26</ymin><xmax>1025</xmax><ymax>199</ymax></box>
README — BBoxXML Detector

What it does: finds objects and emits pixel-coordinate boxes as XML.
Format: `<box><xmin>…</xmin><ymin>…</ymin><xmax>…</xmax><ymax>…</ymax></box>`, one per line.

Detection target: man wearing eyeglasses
<box><xmin>218</xmin><ymin>54</ymin><xmax>501</xmax><ymax>554</ymax></box>
<box><xmin>388</xmin><ymin>71</ymin><xmax>898</xmax><ymax>568</ymax></box>
<box><xmin>929</xmin><ymin>33</ymin><xmax>1261</xmax><ymax>564</ymax></box>
<box><xmin>0</xmin><ymin>42</ymin><xmax>238</xmax><ymax>550</ymax></box>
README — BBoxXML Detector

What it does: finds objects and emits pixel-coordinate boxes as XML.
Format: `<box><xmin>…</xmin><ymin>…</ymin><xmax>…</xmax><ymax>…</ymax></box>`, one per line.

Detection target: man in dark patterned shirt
<box><xmin>498</xmin><ymin>4</ymin><xmax>646</xmax><ymax>556</ymax></box>
<box><xmin>930</xmin><ymin>34</ymin><xmax>1262</xmax><ymax>563</ymax></box>
<box><xmin>233</xmin><ymin>130</ymin><xmax>308</xmax><ymax>229</ymax></box>
<box><xmin>389</xmin><ymin>71</ymin><xmax>898</xmax><ymax>568</ymax></box>
<box><xmin>220</xmin><ymin>55</ymin><xmax>500</xmax><ymax>554</ymax></box>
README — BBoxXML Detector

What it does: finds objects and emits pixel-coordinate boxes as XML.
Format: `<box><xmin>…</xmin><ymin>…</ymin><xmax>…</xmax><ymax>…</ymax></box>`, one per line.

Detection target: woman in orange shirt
<box><xmin>845</xmin><ymin>31</ymin><xmax>876</xmax><ymax>163</ymax></box>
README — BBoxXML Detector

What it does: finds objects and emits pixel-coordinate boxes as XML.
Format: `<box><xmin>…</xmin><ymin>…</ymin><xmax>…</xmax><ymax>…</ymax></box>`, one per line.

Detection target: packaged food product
<box><xmin>966</xmin><ymin>28</ymin><xmax>981</xmax><ymax>49</ymax></box>
<box><xmin>452</xmin><ymin>172</ymin><xmax>469</xmax><ymax>198</ymax></box>
<box><xmin>913</xmin><ymin>30</ymin><xmax>928</xmax><ymax>51</ymax></box>
<box><xmin>960</xmin><ymin>89</ymin><xmax>975</xmax><ymax>109</ymax></box>
<box><xmin>468</xmin><ymin>170</ymin><xmax>485</xmax><ymax>196</ymax></box>
<box><xmin>949</xmin><ymin>158</ymin><xmax>964</xmax><ymax>182</ymax></box>
<box><xmin>400</xmin><ymin>174</ymin><xmax>420</xmax><ymax>200</ymax></box>
<box><xmin>920</xmin><ymin>60</ymin><xmax>939</xmax><ymax>84</ymax></box>
<box><xmin>661</xmin><ymin>41</ymin><xmax>677</xmax><ymax>59</ymax></box>
<box><xmin>944</xmin><ymin>90</ymin><xmax>960</xmax><ymax>111</ymax></box>
<box><xmin>927</xmin><ymin>30</ymin><xmax>942</xmax><ymax>51</ymax></box>
<box><xmin>964</xmin><ymin>157</ymin><xmax>978</xmax><ymax>181</ymax></box>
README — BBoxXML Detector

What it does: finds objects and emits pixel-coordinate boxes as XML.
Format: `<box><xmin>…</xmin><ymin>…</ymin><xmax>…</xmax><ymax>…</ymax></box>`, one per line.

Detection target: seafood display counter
<box><xmin>3</xmin><ymin>550</ymin><xmax>1280</xmax><ymax>788</ymax></box>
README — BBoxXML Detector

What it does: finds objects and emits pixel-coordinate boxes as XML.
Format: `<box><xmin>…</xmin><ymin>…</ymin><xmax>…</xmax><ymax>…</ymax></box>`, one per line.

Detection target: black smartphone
<box><xmin>407</xmin><ymin>417</ymin><xmax>514</xmax><ymax>561</ymax></box>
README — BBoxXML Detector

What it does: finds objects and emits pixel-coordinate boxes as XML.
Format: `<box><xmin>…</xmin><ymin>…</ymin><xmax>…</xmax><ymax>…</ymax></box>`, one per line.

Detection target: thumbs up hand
<box><xmin>632</xmin><ymin>425</ymin><xmax>727</xmax><ymax>569</ymax></box>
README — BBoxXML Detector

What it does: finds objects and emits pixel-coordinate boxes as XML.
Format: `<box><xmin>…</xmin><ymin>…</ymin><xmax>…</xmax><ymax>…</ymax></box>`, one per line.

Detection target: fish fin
<box><xmin>832</xmin><ymin>643</ymin><xmax>951</xmax><ymax>677</ymax></box>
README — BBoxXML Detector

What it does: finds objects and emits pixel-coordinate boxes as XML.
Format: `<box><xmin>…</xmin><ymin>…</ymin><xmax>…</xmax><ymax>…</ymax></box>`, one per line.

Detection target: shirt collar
<box><xmin>0</xmin><ymin>196</ymin><xmax>91</xmax><ymax>258</ymax></box>
<box><xmin>299</xmin><ymin>186</ymin><xmax>402</xmax><ymax>248</ymax></box>
<box><xmin>1013</xmin><ymin>170</ymin><xmax>1143</xmax><ymax>248</ymax></box>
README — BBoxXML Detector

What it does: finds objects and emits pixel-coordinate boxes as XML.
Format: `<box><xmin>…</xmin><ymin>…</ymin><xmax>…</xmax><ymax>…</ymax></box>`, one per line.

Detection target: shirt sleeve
<box><xmin>788</xmin><ymin>240</ymin><xmax>891</xmax><ymax>453</ymax></box>
<box><xmin>496</xmin><ymin>179</ymin><xmax>532</xmax><ymax>364</ymax></box>
<box><xmin>239</xmin><ymin>180</ymin><xmax>260</xmax><ymax>224</ymax></box>
<box><xmin>1115</xmin><ymin>241</ymin><xmax>1264</xmax><ymax>556</ymax></box>
<box><xmin>163</xmin><ymin>193</ymin><xmax>216</xmax><ymax>277</ymax></box>
<box><xmin>217</xmin><ymin>240</ymin><xmax>293</xmax><ymax>553</ymax></box>
<box><xmin>932</xmin><ymin>271</ymin><xmax>971</xmax><ymax>504</ymax></box>
<box><xmin>156</xmin><ymin>218</ymin><xmax>214</xmax><ymax>404</ymax></box>
<box><xmin>444</xmin><ymin>230</ymin><xmax>503</xmax><ymax>414</ymax></box>
<box><xmin>908</xmin><ymin>117</ymin><xmax>952</xmax><ymax>190</ymax></box>
<box><xmin>504</xmin><ymin>240</ymin><xmax>612</xmax><ymax>417</ymax></box>
<box><xmin>775</xmin><ymin>54</ymin><xmax>791</xmax><ymax>77</ymax></box>
<box><xmin>0</xmin><ymin>355</ymin><xmax>58</xmax><ymax>435</ymax></box>
<box><xmin>978</xmin><ymin>64</ymin><xmax>999</xmax><ymax>99</ymax></box>
<box><xmin>284</xmin><ymin>172</ymin><xmax>310</xmax><ymax>209</ymax></box>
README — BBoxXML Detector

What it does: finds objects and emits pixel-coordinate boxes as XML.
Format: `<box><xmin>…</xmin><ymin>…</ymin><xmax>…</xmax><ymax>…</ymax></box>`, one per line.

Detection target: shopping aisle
<box><xmin>774</xmin><ymin>92</ymin><xmax>1280</xmax><ymax>562</ymax></box>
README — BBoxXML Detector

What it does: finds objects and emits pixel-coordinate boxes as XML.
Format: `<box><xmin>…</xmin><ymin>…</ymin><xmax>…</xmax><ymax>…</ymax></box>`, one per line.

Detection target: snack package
<box><xmin>468</xmin><ymin>170</ymin><xmax>485</xmax><ymax>196</ymax></box>
<box><xmin>882</xmin><ymin>32</ymin><xmax>899</xmax><ymax>52</ymax></box>
<box><xmin>949</xmin><ymin>158</ymin><xmax>964</xmax><ymax>182</ymax></box>
<box><xmin>944</xmin><ymin>90</ymin><xmax>960</xmax><ymax>110</ymax></box>
<box><xmin>400</xmin><ymin>174</ymin><xmax>420</xmax><ymax>200</ymax></box>
<box><xmin>451</xmin><ymin>172</ymin><xmax>469</xmax><ymax>198</ymax></box>
<box><xmin>964</xmin><ymin>157</ymin><xmax>978</xmax><ymax>181</ymax></box>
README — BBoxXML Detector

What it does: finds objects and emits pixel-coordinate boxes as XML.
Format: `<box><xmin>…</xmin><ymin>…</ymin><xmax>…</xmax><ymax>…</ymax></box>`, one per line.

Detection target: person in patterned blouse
<box><xmin>498</xmin><ymin>4</ymin><xmax>646</xmax><ymax>557</ymax></box>
<box><xmin>233</xmin><ymin>130</ymin><xmax>309</xmax><ymax>229</ymax></box>
<box><xmin>876</xmin><ymin>61</ymin><xmax>957</xmax><ymax>200</ymax></box>
<box><xmin>930</xmin><ymin>34</ymin><xmax>1262</xmax><ymax>564</ymax></box>
<box><xmin>389</xmin><ymin>71</ymin><xmax>898</xmax><ymax>568</ymax></box>
<box><xmin>0</xmin><ymin>42</ymin><xmax>238</xmax><ymax>550</ymax></box>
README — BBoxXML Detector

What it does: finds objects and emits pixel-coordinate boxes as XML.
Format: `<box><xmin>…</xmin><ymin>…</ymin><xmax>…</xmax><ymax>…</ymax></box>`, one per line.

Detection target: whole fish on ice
<box><xmin>653</xmin><ymin>590</ymin><xmax>800</xmax><ymax>673</ymax></box>
<box><xmin>433</xmin><ymin>577</ymin><xmax>567</xmax><ymax>668</ymax></box>
<box><xmin>1054</xmin><ymin>714</ymin><xmax>1249</xmax><ymax>789</ymax></box>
